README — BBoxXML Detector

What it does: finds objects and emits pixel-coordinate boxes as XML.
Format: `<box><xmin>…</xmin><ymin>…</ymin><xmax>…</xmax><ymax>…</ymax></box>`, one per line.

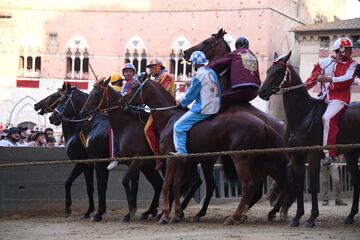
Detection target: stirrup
<box><xmin>107</xmin><ymin>161</ymin><xmax>118</xmax><ymax>170</ymax></box>
<box><xmin>321</xmin><ymin>156</ymin><xmax>333</xmax><ymax>166</ymax></box>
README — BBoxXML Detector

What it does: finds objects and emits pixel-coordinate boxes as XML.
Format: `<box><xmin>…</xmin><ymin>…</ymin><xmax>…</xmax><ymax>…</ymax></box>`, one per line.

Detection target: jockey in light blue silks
<box><xmin>172</xmin><ymin>51</ymin><xmax>221</xmax><ymax>155</ymax></box>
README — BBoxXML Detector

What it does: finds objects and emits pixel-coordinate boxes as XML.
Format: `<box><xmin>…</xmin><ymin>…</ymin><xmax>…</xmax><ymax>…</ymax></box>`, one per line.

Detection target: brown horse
<box><xmin>120</xmin><ymin>73</ymin><xmax>290</xmax><ymax>225</ymax></box>
<box><xmin>258</xmin><ymin>51</ymin><xmax>360</xmax><ymax>227</ymax></box>
<box><xmin>182</xmin><ymin>29</ymin><xmax>293</xmax><ymax>220</ymax></box>
<box><xmin>80</xmin><ymin>78</ymin><xmax>216</xmax><ymax>222</ymax></box>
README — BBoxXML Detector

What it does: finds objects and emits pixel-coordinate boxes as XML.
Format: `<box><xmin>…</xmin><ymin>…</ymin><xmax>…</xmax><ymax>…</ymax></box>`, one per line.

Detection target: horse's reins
<box><xmin>273</xmin><ymin>60</ymin><xmax>333</xmax><ymax>95</ymax></box>
<box><xmin>42</xmin><ymin>90</ymin><xmax>65</xmax><ymax>113</ymax></box>
<box><xmin>54</xmin><ymin>91</ymin><xmax>90</xmax><ymax>123</ymax></box>
<box><xmin>125</xmin><ymin>77</ymin><xmax>178</xmax><ymax>111</ymax></box>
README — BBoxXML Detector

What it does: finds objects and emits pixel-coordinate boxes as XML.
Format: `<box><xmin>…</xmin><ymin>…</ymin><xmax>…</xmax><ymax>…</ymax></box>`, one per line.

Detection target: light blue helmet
<box><xmin>190</xmin><ymin>51</ymin><xmax>208</xmax><ymax>65</ymax></box>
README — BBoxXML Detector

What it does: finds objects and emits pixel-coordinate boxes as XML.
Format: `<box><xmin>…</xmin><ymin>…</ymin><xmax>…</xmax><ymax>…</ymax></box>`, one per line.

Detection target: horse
<box><xmin>258</xmin><ymin>51</ymin><xmax>360</xmax><ymax>227</ymax></box>
<box><xmin>34</xmin><ymin>83</ymin><xmax>95</xmax><ymax>220</ymax></box>
<box><xmin>49</xmin><ymin>84</ymin><xmax>167</xmax><ymax>222</ymax></box>
<box><xmin>182</xmin><ymin>28</ymin><xmax>293</xmax><ymax>221</ymax></box>
<box><xmin>119</xmin><ymin>73</ymin><xmax>291</xmax><ymax>225</ymax></box>
<box><xmin>80</xmin><ymin>79</ymin><xmax>211</xmax><ymax>222</ymax></box>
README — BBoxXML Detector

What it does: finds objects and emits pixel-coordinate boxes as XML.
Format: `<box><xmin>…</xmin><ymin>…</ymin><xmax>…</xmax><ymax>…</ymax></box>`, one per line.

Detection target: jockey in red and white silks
<box><xmin>305</xmin><ymin>37</ymin><xmax>358</xmax><ymax>160</ymax></box>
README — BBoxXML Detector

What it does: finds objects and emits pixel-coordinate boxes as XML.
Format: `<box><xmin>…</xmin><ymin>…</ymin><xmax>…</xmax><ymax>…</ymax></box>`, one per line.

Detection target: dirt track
<box><xmin>1</xmin><ymin>199</ymin><xmax>359</xmax><ymax>240</ymax></box>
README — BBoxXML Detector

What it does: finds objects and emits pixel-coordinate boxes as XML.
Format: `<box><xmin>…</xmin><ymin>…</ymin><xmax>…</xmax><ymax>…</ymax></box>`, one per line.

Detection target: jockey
<box><xmin>109</xmin><ymin>72</ymin><xmax>123</xmax><ymax>92</ymax></box>
<box><xmin>145</xmin><ymin>58</ymin><xmax>175</xmax><ymax>170</ymax></box>
<box><xmin>120</xmin><ymin>63</ymin><xmax>137</xmax><ymax>95</ymax></box>
<box><xmin>107</xmin><ymin>63</ymin><xmax>137</xmax><ymax>170</ymax></box>
<box><xmin>207</xmin><ymin>36</ymin><xmax>261</xmax><ymax>107</ymax></box>
<box><xmin>305</xmin><ymin>37</ymin><xmax>358</xmax><ymax>166</ymax></box>
<box><xmin>172</xmin><ymin>51</ymin><xmax>221</xmax><ymax>155</ymax></box>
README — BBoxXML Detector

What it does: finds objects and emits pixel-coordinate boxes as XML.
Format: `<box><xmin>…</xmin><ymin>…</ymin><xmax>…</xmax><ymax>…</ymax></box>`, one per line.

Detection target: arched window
<box><xmin>169</xmin><ymin>36</ymin><xmax>192</xmax><ymax>81</ymax></box>
<box><xmin>18</xmin><ymin>33</ymin><xmax>42</xmax><ymax>78</ymax></box>
<box><xmin>26</xmin><ymin>56</ymin><xmax>33</xmax><ymax>70</ymax></box>
<box><xmin>65</xmin><ymin>34</ymin><xmax>90</xmax><ymax>80</ymax></box>
<box><xmin>140</xmin><ymin>50</ymin><xmax>147</xmax><ymax>72</ymax></box>
<box><xmin>124</xmin><ymin>35</ymin><xmax>147</xmax><ymax>74</ymax></box>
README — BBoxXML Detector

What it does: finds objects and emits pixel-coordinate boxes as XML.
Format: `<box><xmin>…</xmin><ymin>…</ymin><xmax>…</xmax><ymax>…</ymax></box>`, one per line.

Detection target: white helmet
<box><xmin>333</xmin><ymin>37</ymin><xmax>353</xmax><ymax>52</ymax></box>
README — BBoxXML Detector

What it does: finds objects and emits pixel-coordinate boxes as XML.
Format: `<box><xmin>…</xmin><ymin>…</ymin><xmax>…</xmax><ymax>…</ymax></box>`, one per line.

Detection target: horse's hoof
<box><xmin>344</xmin><ymin>216</ymin><xmax>354</xmax><ymax>225</ymax></box>
<box><xmin>140</xmin><ymin>212</ymin><xmax>149</xmax><ymax>220</ymax></box>
<box><xmin>120</xmin><ymin>215</ymin><xmax>130</xmax><ymax>223</ymax></box>
<box><xmin>169</xmin><ymin>217</ymin><xmax>180</xmax><ymax>224</ymax></box>
<box><xmin>80</xmin><ymin>214</ymin><xmax>91</xmax><ymax>220</ymax></box>
<box><xmin>64</xmin><ymin>209</ymin><xmax>72</xmax><ymax>218</ymax></box>
<box><xmin>303</xmin><ymin>220</ymin><xmax>315</xmax><ymax>228</ymax></box>
<box><xmin>141</xmin><ymin>210</ymin><xmax>158</xmax><ymax>220</ymax></box>
<box><xmin>190</xmin><ymin>215</ymin><xmax>201</xmax><ymax>222</ymax></box>
<box><xmin>156</xmin><ymin>213</ymin><xmax>163</xmax><ymax>220</ymax></box>
<box><xmin>179</xmin><ymin>212</ymin><xmax>185</xmax><ymax>220</ymax></box>
<box><xmin>90</xmin><ymin>215</ymin><xmax>102</xmax><ymax>222</ymax></box>
<box><xmin>239</xmin><ymin>214</ymin><xmax>248</xmax><ymax>223</ymax></box>
<box><xmin>224</xmin><ymin>216</ymin><xmax>237</xmax><ymax>226</ymax></box>
<box><xmin>158</xmin><ymin>217</ymin><xmax>168</xmax><ymax>225</ymax></box>
<box><xmin>268</xmin><ymin>212</ymin><xmax>276</xmax><ymax>221</ymax></box>
<box><xmin>288</xmin><ymin>219</ymin><xmax>300</xmax><ymax>227</ymax></box>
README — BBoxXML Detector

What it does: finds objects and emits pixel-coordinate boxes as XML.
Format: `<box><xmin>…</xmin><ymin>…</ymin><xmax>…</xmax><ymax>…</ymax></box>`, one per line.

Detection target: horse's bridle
<box><xmin>95</xmin><ymin>84</ymin><xmax>122</xmax><ymax>113</ymax></box>
<box><xmin>54</xmin><ymin>91</ymin><xmax>89</xmax><ymax>122</ymax></box>
<box><xmin>122</xmin><ymin>77</ymin><xmax>178</xmax><ymax>111</ymax></box>
<box><xmin>273</xmin><ymin>59</ymin><xmax>335</xmax><ymax>95</ymax></box>
<box><xmin>44</xmin><ymin>91</ymin><xmax>65</xmax><ymax>113</ymax></box>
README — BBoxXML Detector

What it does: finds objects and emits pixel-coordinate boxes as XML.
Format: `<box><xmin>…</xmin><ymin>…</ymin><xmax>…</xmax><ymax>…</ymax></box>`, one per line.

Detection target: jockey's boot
<box><xmin>321</xmin><ymin>156</ymin><xmax>334</xmax><ymax>166</ymax></box>
<box><xmin>107</xmin><ymin>161</ymin><xmax>118</xmax><ymax>170</ymax></box>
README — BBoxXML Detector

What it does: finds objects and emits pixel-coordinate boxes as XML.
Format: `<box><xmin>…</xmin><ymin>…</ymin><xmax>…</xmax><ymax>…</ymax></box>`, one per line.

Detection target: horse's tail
<box><xmin>221</xmin><ymin>155</ymin><xmax>238</xmax><ymax>181</ymax></box>
<box><xmin>263</xmin><ymin>124</ymin><xmax>295</xmax><ymax>209</ymax></box>
<box><xmin>280</xmin><ymin>163</ymin><xmax>297</xmax><ymax>210</ymax></box>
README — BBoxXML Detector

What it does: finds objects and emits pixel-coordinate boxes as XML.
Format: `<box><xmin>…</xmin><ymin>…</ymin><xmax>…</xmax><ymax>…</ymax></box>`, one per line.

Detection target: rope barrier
<box><xmin>0</xmin><ymin>143</ymin><xmax>359</xmax><ymax>168</ymax></box>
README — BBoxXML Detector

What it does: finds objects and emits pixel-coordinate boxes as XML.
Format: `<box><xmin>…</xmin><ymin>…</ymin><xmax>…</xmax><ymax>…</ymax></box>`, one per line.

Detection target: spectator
<box><xmin>320</xmin><ymin>154</ymin><xmax>347</xmax><ymax>206</ymax></box>
<box><xmin>46</xmin><ymin>135</ymin><xmax>57</xmax><ymax>147</ymax></box>
<box><xmin>44</xmin><ymin>128</ymin><xmax>54</xmax><ymax>142</ymax></box>
<box><xmin>28</xmin><ymin>131</ymin><xmax>47</xmax><ymax>147</ymax></box>
<box><xmin>0</xmin><ymin>131</ymin><xmax>7</xmax><ymax>140</ymax></box>
<box><xmin>56</xmin><ymin>133</ymin><xmax>66</xmax><ymax>147</ymax></box>
<box><xmin>28</xmin><ymin>129</ymin><xmax>37</xmax><ymax>142</ymax></box>
<box><xmin>0</xmin><ymin>127</ymin><xmax>21</xmax><ymax>147</ymax></box>
<box><xmin>17</xmin><ymin>127</ymin><xmax>29</xmax><ymax>146</ymax></box>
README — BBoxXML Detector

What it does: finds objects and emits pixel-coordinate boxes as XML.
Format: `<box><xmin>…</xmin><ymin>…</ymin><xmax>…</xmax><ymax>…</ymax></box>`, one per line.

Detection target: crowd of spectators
<box><xmin>0</xmin><ymin>126</ymin><xmax>65</xmax><ymax>147</ymax></box>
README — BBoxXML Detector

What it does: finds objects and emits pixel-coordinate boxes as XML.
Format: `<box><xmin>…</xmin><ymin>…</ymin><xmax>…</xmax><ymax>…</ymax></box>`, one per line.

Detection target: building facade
<box><xmin>292</xmin><ymin>17</ymin><xmax>360</xmax><ymax>100</ymax></box>
<box><xmin>0</xmin><ymin>0</ymin><xmax>348</xmax><ymax>130</ymax></box>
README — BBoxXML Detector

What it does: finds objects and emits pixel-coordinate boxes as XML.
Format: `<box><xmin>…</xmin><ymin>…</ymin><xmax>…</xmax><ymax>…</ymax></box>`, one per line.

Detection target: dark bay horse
<box><xmin>50</xmin><ymin>84</ymin><xmax>166</xmax><ymax>222</ymax></box>
<box><xmin>80</xmin><ymin>79</ymin><xmax>210</xmax><ymax>222</ymax></box>
<box><xmin>35</xmin><ymin>84</ymin><xmax>95</xmax><ymax>220</ymax></box>
<box><xmin>120</xmin><ymin>74</ymin><xmax>291</xmax><ymax>225</ymax></box>
<box><xmin>182</xmin><ymin>28</ymin><xmax>292</xmax><ymax>220</ymax></box>
<box><xmin>182</xmin><ymin>29</ymin><xmax>285</xmax><ymax>134</ymax></box>
<box><xmin>258</xmin><ymin>51</ymin><xmax>360</xmax><ymax>227</ymax></box>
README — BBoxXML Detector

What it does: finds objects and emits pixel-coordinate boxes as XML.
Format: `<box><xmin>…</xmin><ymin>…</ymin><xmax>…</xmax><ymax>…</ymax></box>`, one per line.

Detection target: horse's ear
<box><xmin>104</xmin><ymin>77</ymin><xmax>110</xmax><ymax>86</ymax></box>
<box><xmin>283</xmin><ymin>51</ymin><xmax>292</xmax><ymax>63</ymax></box>
<box><xmin>273</xmin><ymin>52</ymin><xmax>279</xmax><ymax>61</ymax></box>
<box><xmin>217</xmin><ymin>28</ymin><xmax>225</xmax><ymax>39</ymax></box>
<box><xmin>66</xmin><ymin>82</ymin><xmax>71</xmax><ymax>91</ymax></box>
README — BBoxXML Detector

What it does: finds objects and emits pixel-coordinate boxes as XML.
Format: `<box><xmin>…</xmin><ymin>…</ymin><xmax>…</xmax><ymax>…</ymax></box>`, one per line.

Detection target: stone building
<box><xmin>292</xmin><ymin>17</ymin><xmax>360</xmax><ymax>102</ymax></box>
<box><xmin>0</xmin><ymin>0</ymin><xmax>349</xmax><ymax>130</ymax></box>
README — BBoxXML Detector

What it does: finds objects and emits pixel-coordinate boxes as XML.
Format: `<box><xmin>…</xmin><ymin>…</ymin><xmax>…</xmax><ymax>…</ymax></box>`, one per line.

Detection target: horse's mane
<box><xmin>287</xmin><ymin>64</ymin><xmax>324</xmax><ymax>106</ymax></box>
<box><xmin>72</xmin><ymin>87</ymin><xmax>89</xmax><ymax>99</ymax></box>
<box><xmin>149</xmin><ymin>79</ymin><xmax>177</xmax><ymax>104</ymax></box>
<box><xmin>223</xmin><ymin>39</ymin><xmax>231</xmax><ymax>53</ymax></box>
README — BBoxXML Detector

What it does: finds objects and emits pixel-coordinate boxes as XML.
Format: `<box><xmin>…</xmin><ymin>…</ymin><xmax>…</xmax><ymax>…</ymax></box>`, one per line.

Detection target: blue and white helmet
<box><xmin>190</xmin><ymin>51</ymin><xmax>208</xmax><ymax>65</ymax></box>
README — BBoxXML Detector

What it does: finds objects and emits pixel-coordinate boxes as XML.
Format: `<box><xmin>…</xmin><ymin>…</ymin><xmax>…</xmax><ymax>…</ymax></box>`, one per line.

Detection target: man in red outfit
<box><xmin>305</xmin><ymin>37</ymin><xmax>358</xmax><ymax>165</ymax></box>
